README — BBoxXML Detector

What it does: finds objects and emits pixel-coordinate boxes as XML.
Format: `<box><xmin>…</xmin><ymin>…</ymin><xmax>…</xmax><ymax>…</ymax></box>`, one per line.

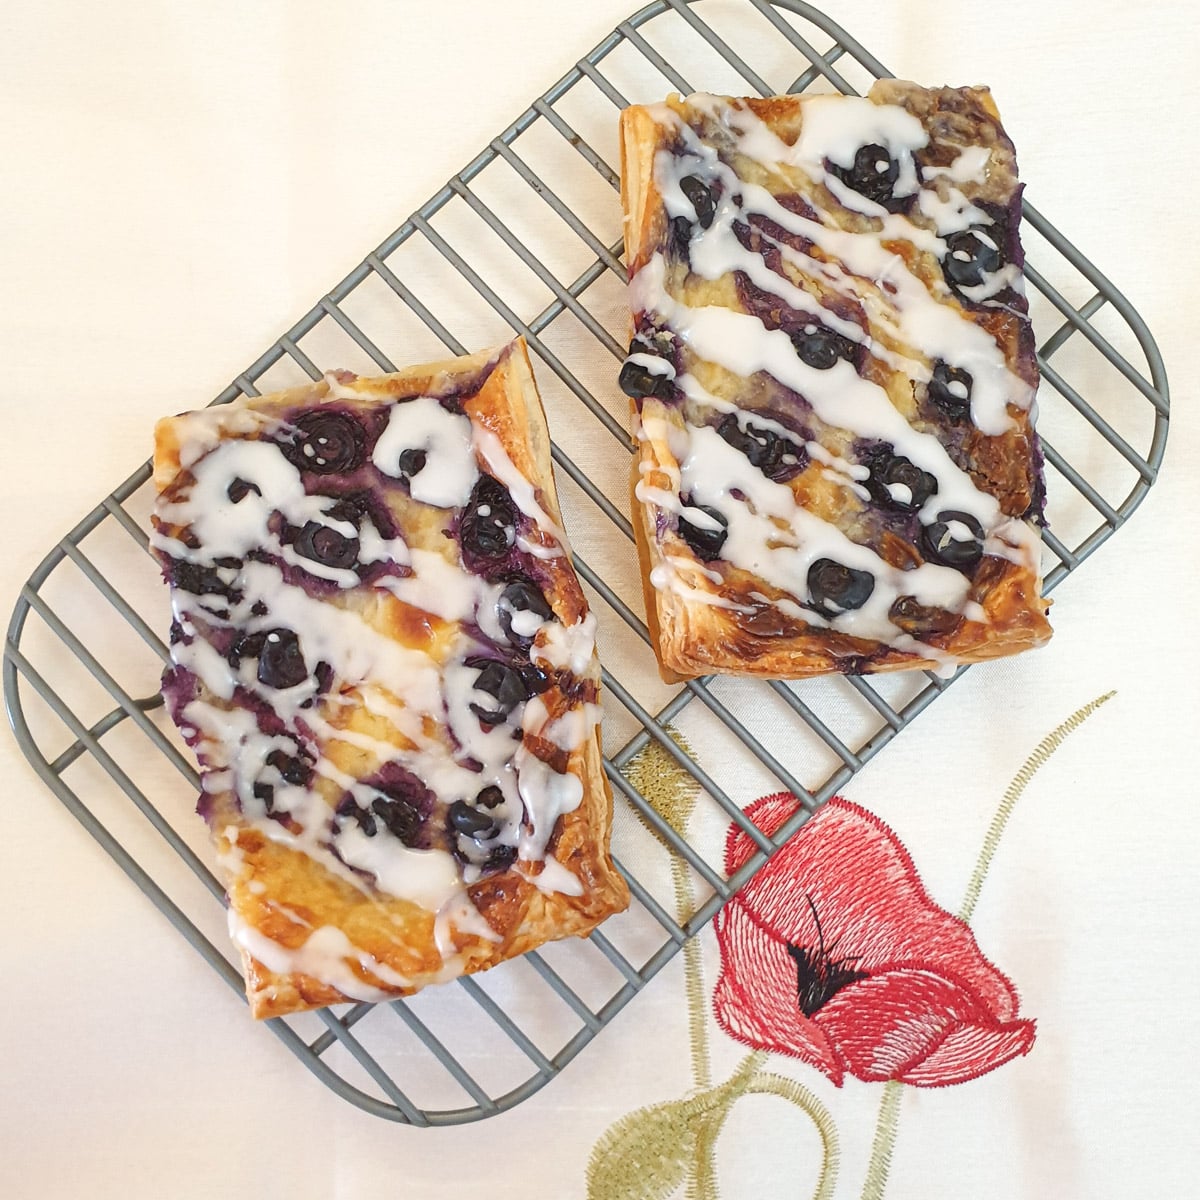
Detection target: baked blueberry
<box><xmin>256</xmin><ymin>628</ymin><xmax>307</xmax><ymax>689</ymax></box>
<box><xmin>497</xmin><ymin>576</ymin><xmax>554</xmax><ymax>645</ymax></box>
<box><xmin>483</xmin><ymin>844</ymin><xmax>518</xmax><ymax>873</ymax></box>
<box><xmin>679</xmin><ymin>174</ymin><xmax>717</xmax><ymax>229</ymax></box>
<box><xmin>252</xmin><ymin>747</ymin><xmax>312</xmax><ymax>813</ymax></box>
<box><xmin>475</xmin><ymin>785</ymin><xmax>505</xmax><ymax>809</ymax></box>
<box><xmin>619</xmin><ymin>336</ymin><xmax>676</xmax><ymax>402</ymax></box>
<box><xmin>921</xmin><ymin>510</ymin><xmax>985</xmax><ymax>570</ymax></box>
<box><xmin>927</xmin><ymin>361</ymin><xmax>973</xmax><ymax>418</ymax></box>
<box><xmin>371</xmin><ymin>796</ymin><xmax>422</xmax><ymax>842</ymax></box>
<box><xmin>807</xmin><ymin>558</ymin><xmax>875</xmax><ymax>618</ymax></box>
<box><xmin>267</xmin><ymin>750</ymin><xmax>311</xmax><ymax>788</ymax></box>
<box><xmin>448</xmin><ymin>799</ymin><xmax>500</xmax><ymax>840</ymax></box>
<box><xmin>294</xmin><ymin>520</ymin><xmax>360</xmax><ymax>569</ymax></box>
<box><xmin>889</xmin><ymin>595</ymin><xmax>961</xmax><ymax>637</ymax></box>
<box><xmin>831</xmin><ymin>143</ymin><xmax>900</xmax><ymax>207</ymax></box>
<box><xmin>337</xmin><ymin>794</ymin><xmax>419</xmax><ymax>843</ymax></box>
<box><xmin>717</xmin><ymin>413</ymin><xmax>808</xmax><ymax>481</ymax></box>
<box><xmin>863</xmin><ymin>448</ymin><xmax>938</xmax><ymax>513</ymax></box>
<box><xmin>460</xmin><ymin>474</ymin><xmax>517</xmax><ymax>561</ymax></box>
<box><xmin>678</xmin><ymin>503</ymin><xmax>728</xmax><ymax>560</ymax></box>
<box><xmin>790</xmin><ymin>322</ymin><xmax>857</xmax><ymax>370</ymax></box>
<box><xmin>942</xmin><ymin>228</ymin><xmax>1003</xmax><ymax>290</ymax></box>
<box><xmin>397</xmin><ymin>447</ymin><xmax>427</xmax><ymax>479</ymax></box>
<box><xmin>226</xmin><ymin>477</ymin><xmax>262</xmax><ymax>504</ymax></box>
<box><xmin>716</xmin><ymin>414</ymin><xmax>778</xmax><ymax>474</ymax></box>
<box><xmin>281</xmin><ymin>411</ymin><xmax>367</xmax><ymax>475</ymax></box>
<box><xmin>170</xmin><ymin>559</ymin><xmax>240</xmax><ymax>602</ymax></box>
<box><xmin>466</xmin><ymin>658</ymin><xmax>538</xmax><ymax>725</ymax></box>
<box><xmin>668</xmin><ymin>215</ymin><xmax>694</xmax><ymax>259</ymax></box>
<box><xmin>336</xmin><ymin>765</ymin><xmax>432</xmax><ymax>845</ymax></box>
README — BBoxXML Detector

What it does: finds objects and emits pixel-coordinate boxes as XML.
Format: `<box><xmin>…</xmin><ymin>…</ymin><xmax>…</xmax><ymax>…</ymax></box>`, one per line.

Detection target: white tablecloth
<box><xmin>2</xmin><ymin>2</ymin><xmax>1195</xmax><ymax>1196</ymax></box>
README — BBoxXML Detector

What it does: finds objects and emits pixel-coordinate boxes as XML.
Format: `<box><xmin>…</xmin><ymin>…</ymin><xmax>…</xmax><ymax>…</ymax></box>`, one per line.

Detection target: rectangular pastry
<box><xmin>152</xmin><ymin>338</ymin><xmax>628</xmax><ymax>1018</ymax></box>
<box><xmin>618</xmin><ymin>84</ymin><xmax>1052</xmax><ymax>680</ymax></box>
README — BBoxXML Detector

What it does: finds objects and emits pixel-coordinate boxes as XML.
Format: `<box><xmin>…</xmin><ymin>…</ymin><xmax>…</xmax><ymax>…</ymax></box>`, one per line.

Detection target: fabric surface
<box><xmin>1</xmin><ymin>2</ymin><xmax>1196</xmax><ymax>1197</ymax></box>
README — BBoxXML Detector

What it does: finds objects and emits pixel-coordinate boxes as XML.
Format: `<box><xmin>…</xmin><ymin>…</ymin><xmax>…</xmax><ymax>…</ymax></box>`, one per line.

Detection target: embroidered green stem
<box><xmin>859</xmin><ymin>1081</ymin><xmax>903</xmax><ymax>1200</ymax></box>
<box><xmin>856</xmin><ymin>690</ymin><xmax>1116</xmax><ymax>1200</ymax></box>
<box><xmin>606</xmin><ymin>725</ymin><xmax>846</xmax><ymax>1200</ymax></box>
<box><xmin>959</xmin><ymin>690</ymin><xmax>1116</xmax><ymax>924</ymax></box>
<box><xmin>688</xmin><ymin>1055</ymin><xmax>762</xmax><ymax>1200</ymax></box>
<box><xmin>622</xmin><ymin>728</ymin><xmax>711</xmax><ymax>1092</ymax></box>
<box><xmin>744</xmin><ymin>1068</ymin><xmax>840</xmax><ymax>1200</ymax></box>
<box><xmin>676</xmin><ymin>856</ymin><xmax>712</xmax><ymax>1093</ymax></box>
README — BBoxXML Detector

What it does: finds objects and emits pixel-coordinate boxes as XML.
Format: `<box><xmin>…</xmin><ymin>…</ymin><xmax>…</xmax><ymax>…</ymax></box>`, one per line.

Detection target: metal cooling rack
<box><xmin>4</xmin><ymin>0</ymin><xmax>1168</xmax><ymax>1126</ymax></box>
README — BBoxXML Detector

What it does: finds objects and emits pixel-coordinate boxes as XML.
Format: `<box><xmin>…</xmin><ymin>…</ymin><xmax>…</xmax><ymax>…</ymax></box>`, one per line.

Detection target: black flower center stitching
<box><xmin>787</xmin><ymin>894</ymin><xmax>869</xmax><ymax>1017</ymax></box>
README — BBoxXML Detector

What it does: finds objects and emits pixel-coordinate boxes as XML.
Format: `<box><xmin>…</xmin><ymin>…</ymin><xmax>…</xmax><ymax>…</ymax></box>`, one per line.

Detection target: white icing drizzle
<box><xmin>228</xmin><ymin>911</ymin><xmax>404</xmax><ymax>1002</ymax></box>
<box><xmin>372</xmin><ymin>396</ymin><xmax>478</xmax><ymax>508</ymax></box>
<box><xmin>629</xmin><ymin>94</ymin><xmax>1044</xmax><ymax>652</ymax></box>
<box><xmin>679</xmin><ymin>425</ymin><xmax>971</xmax><ymax>642</ymax></box>
<box><xmin>473</xmin><ymin>426</ymin><xmax>570</xmax><ymax>554</ymax></box>
<box><xmin>159</xmin><ymin>369</ymin><xmax>601</xmax><ymax>1000</ymax></box>
<box><xmin>518</xmin><ymin>859</ymin><xmax>584</xmax><ymax>898</ymax></box>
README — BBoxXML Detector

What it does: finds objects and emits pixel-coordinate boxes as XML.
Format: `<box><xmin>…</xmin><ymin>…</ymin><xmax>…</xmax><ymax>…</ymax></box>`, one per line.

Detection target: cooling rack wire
<box><xmin>3</xmin><ymin>0</ymin><xmax>1168</xmax><ymax>1125</ymax></box>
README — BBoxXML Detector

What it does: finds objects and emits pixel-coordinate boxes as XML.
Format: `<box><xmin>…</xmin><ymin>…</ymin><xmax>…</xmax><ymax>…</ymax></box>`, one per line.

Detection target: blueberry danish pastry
<box><xmin>152</xmin><ymin>339</ymin><xmax>628</xmax><ymax>1017</ymax></box>
<box><xmin>619</xmin><ymin>83</ymin><xmax>1052</xmax><ymax>680</ymax></box>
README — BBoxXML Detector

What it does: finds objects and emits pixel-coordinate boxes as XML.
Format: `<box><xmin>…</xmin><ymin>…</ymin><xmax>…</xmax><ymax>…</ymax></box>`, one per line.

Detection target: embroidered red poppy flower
<box><xmin>713</xmin><ymin>794</ymin><xmax>1035</xmax><ymax>1087</ymax></box>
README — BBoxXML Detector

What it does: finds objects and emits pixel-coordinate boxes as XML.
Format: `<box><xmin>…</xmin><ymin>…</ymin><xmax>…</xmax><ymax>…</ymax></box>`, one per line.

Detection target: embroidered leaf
<box><xmin>586</xmin><ymin>1093</ymin><xmax>708</xmax><ymax>1200</ymax></box>
<box><xmin>621</xmin><ymin>725</ymin><xmax>701</xmax><ymax>840</ymax></box>
<box><xmin>586</xmin><ymin>1062</ymin><xmax>757</xmax><ymax>1200</ymax></box>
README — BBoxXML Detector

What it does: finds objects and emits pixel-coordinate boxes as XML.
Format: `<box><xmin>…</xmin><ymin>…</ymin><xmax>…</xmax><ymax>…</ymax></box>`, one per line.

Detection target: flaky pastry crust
<box><xmin>620</xmin><ymin>85</ymin><xmax>1052</xmax><ymax>681</ymax></box>
<box><xmin>153</xmin><ymin>340</ymin><xmax>628</xmax><ymax>1018</ymax></box>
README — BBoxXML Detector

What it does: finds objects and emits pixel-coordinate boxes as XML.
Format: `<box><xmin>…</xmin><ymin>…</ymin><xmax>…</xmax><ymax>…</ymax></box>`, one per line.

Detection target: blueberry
<box><xmin>679</xmin><ymin>174</ymin><xmax>717</xmax><ymax>229</ymax></box>
<box><xmin>678</xmin><ymin>503</ymin><xmax>728</xmax><ymax>560</ymax></box>
<box><xmin>475</xmin><ymin>785</ymin><xmax>505</xmax><ymax>809</ymax></box>
<box><xmin>448</xmin><ymin>799</ymin><xmax>500</xmax><ymax>840</ymax></box>
<box><xmin>226</xmin><ymin>477</ymin><xmax>262</xmax><ymax>504</ymax></box>
<box><xmin>668</xmin><ymin>215</ymin><xmax>694</xmax><ymax>258</ymax></box>
<box><xmin>942</xmin><ymin>228</ymin><xmax>1003</xmax><ymax>290</ymax></box>
<box><xmin>266</xmin><ymin>748</ymin><xmax>312</xmax><ymax>787</ymax></box>
<box><xmin>370</xmin><ymin>795</ymin><xmax>423</xmax><ymax>843</ymax></box>
<box><xmin>863</xmin><ymin>448</ymin><xmax>938</xmax><ymax>513</ymax></box>
<box><xmin>251</xmin><ymin>747</ymin><xmax>312</xmax><ymax>814</ymax></box>
<box><xmin>716</xmin><ymin>414</ymin><xmax>805</xmax><ymax>481</ymax></box>
<box><xmin>807</xmin><ymin>558</ymin><xmax>875</xmax><ymax>618</ymax></box>
<box><xmin>256</xmin><ymin>628</ymin><xmax>307</xmax><ymax>689</ymax></box>
<box><xmin>889</xmin><ymin>596</ymin><xmax>960</xmax><ymax>637</ymax></box>
<box><xmin>335</xmin><ymin>766</ymin><xmax>431</xmax><ymax>847</ymax></box>
<box><xmin>790</xmin><ymin>322</ymin><xmax>857</xmax><ymax>370</ymax></box>
<box><xmin>466</xmin><ymin>658</ymin><xmax>541</xmax><ymax>725</ymax></box>
<box><xmin>927</xmin><ymin>361</ymin><xmax>973</xmax><ymax>418</ymax></box>
<box><xmin>619</xmin><ymin>336</ymin><xmax>676</xmax><ymax>402</ymax></box>
<box><xmin>618</xmin><ymin>358</ymin><xmax>672</xmax><ymax>402</ymax></box>
<box><xmin>497</xmin><ymin>576</ymin><xmax>554</xmax><ymax>645</ymax></box>
<box><xmin>460</xmin><ymin>474</ymin><xmax>516</xmax><ymax>561</ymax></box>
<box><xmin>921</xmin><ymin>510</ymin><xmax>985</xmax><ymax>570</ymax></box>
<box><xmin>251</xmin><ymin>779</ymin><xmax>278</xmax><ymax>812</ymax></box>
<box><xmin>293</xmin><ymin>520</ymin><xmax>360</xmax><ymax>570</ymax></box>
<box><xmin>398</xmin><ymin>447</ymin><xmax>427</xmax><ymax>478</ymax></box>
<box><xmin>483</xmin><ymin>844</ymin><xmax>518</xmax><ymax>873</ymax></box>
<box><xmin>831</xmin><ymin>143</ymin><xmax>900</xmax><ymax>207</ymax></box>
<box><xmin>170</xmin><ymin>559</ymin><xmax>241</xmax><ymax>602</ymax></box>
<box><xmin>281</xmin><ymin>411</ymin><xmax>367</xmax><ymax>475</ymax></box>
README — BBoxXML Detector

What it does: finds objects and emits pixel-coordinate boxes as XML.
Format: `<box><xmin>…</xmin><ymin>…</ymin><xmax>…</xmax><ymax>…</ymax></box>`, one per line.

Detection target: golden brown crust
<box><xmin>154</xmin><ymin>339</ymin><xmax>628</xmax><ymax>1018</ymax></box>
<box><xmin>620</xmin><ymin>87</ymin><xmax>1052</xmax><ymax>681</ymax></box>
